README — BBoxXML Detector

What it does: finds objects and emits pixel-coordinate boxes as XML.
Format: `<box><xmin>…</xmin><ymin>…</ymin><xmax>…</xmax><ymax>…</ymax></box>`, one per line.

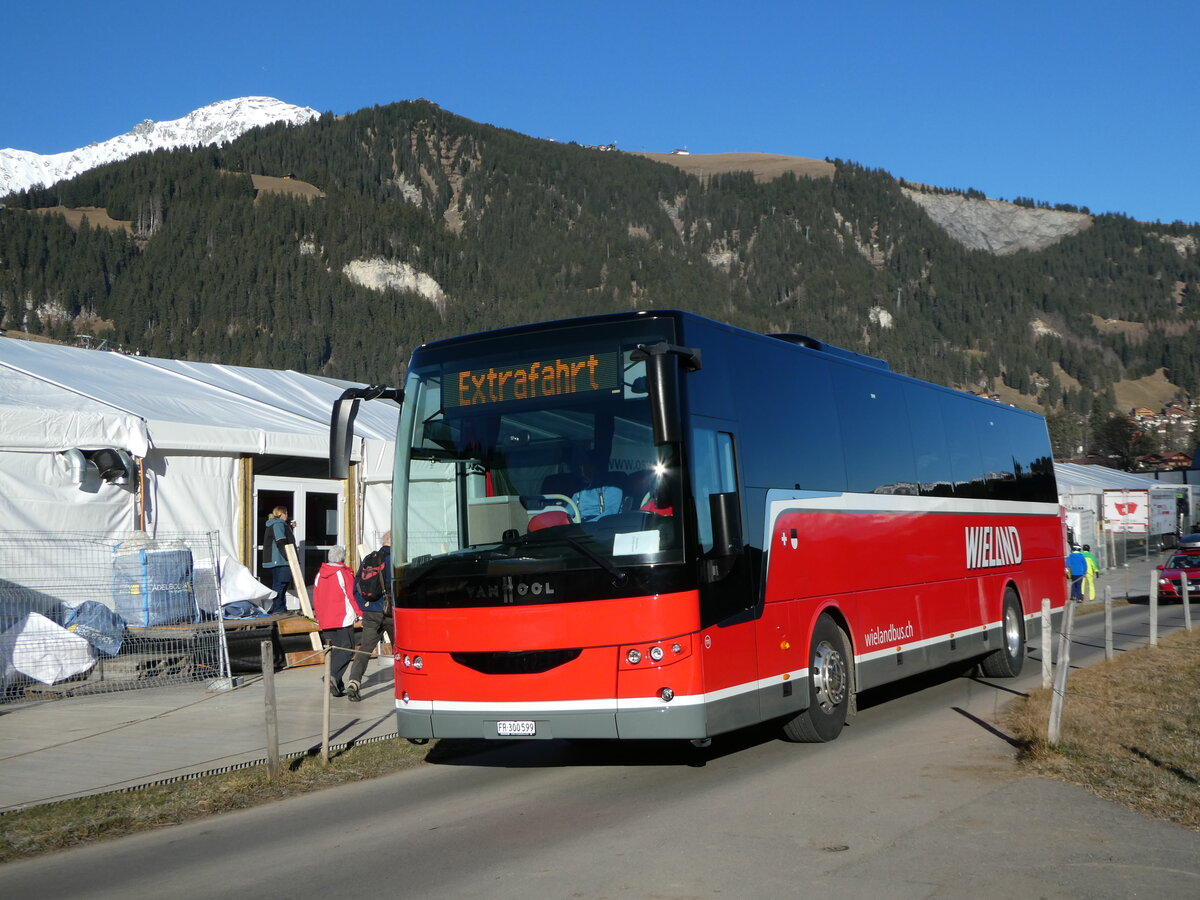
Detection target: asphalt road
<box><xmin>1</xmin><ymin>602</ymin><xmax>1196</xmax><ymax>899</ymax></box>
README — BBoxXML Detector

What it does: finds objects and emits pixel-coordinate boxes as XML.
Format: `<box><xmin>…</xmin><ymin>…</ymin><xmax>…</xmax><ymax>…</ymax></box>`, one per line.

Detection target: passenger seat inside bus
<box><xmin>526</xmin><ymin>472</ymin><xmax>582</xmax><ymax>531</ymax></box>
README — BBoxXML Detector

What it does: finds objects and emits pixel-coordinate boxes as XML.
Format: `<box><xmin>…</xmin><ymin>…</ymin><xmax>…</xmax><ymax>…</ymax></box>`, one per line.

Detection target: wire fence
<box><xmin>1041</xmin><ymin>587</ymin><xmax>1197</xmax><ymax>751</ymax></box>
<box><xmin>0</xmin><ymin>530</ymin><xmax>230</xmax><ymax>705</ymax></box>
<box><xmin>1033</xmin><ymin>590</ymin><xmax>1199</xmax><ymax>828</ymax></box>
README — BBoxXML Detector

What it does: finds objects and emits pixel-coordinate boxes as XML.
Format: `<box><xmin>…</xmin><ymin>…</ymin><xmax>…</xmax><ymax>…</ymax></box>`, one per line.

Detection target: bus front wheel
<box><xmin>980</xmin><ymin>588</ymin><xmax>1025</xmax><ymax>678</ymax></box>
<box><xmin>782</xmin><ymin>614</ymin><xmax>851</xmax><ymax>743</ymax></box>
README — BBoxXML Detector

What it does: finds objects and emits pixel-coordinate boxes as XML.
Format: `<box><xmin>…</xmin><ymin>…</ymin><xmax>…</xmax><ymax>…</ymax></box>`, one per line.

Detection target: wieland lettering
<box><xmin>964</xmin><ymin>525</ymin><xmax>1023</xmax><ymax>569</ymax></box>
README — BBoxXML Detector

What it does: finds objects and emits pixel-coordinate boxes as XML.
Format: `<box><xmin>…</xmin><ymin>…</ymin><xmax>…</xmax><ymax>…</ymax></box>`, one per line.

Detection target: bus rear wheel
<box><xmin>782</xmin><ymin>614</ymin><xmax>851</xmax><ymax>743</ymax></box>
<box><xmin>980</xmin><ymin>588</ymin><xmax>1025</xmax><ymax>678</ymax></box>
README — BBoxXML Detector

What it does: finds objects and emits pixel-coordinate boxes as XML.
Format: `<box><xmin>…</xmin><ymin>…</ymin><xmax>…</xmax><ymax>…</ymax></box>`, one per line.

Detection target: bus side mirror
<box><xmin>330</xmin><ymin>393</ymin><xmax>362</xmax><ymax>479</ymax></box>
<box><xmin>329</xmin><ymin>385</ymin><xmax>404</xmax><ymax>479</ymax></box>
<box><xmin>632</xmin><ymin>342</ymin><xmax>701</xmax><ymax>446</ymax></box>
<box><xmin>706</xmin><ymin>491</ymin><xmax>742</xmax><ymax>581</ymax></box>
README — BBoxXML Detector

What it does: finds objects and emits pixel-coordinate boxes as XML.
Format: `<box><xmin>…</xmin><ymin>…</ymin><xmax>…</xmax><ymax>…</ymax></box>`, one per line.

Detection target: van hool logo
<box><xmin>464</xmin><ymin>577</ymin><xmax>557</xmax><ymax>604</ymax></box>
<box><xmin>965</xmin><ymin>526</ymin><xmax>1023</xmax><ymax>569</ymax></box>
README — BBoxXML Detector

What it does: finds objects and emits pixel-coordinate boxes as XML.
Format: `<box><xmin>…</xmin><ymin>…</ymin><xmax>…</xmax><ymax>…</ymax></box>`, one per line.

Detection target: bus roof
<box><xmin>413</xmin><ymin>309</ymin><xmax>1042</xmax><ymax>421</ymax></box>
<box><xmin>416</xmin><ymin>309</ymin><xmax>883</xmax><ymax>368</ymax></box>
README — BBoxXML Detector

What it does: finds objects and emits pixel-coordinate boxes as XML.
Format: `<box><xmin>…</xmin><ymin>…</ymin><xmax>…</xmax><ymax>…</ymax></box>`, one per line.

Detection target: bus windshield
<box><xmin>392</xmin><ymin>322</ymin><xmax>685</xmax><ymax>604</ymax></box>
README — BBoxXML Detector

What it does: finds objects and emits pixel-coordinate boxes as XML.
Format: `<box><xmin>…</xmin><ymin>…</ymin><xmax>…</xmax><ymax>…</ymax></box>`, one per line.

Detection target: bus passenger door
<box><xmin>692</xmin><ymin>423</ymin><xmax>760</xmax><ymax>733</ymax></box>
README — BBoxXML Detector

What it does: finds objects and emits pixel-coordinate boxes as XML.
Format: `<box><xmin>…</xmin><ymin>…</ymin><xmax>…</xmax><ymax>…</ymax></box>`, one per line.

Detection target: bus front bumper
<box><xmin>395</xmin><ymin>698</ymin><xmax>709</xmax><ymax>741</ymax></box>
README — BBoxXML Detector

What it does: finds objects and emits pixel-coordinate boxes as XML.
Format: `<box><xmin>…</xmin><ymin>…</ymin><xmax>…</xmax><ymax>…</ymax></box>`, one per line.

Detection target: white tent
<box><xmin>1054</xmin><ymin>462</ymin><xmax>1164</xmax><ymax>493</ymax></box>
<box><xmin>1054</xmin><ymin>462</ymin><xmax>1181</xmax><ymax>559</ymax></box>
<box><xmin>0</xmin><ymin>338</ymin><xmax>400</xmax><ymax>565</ymax></box>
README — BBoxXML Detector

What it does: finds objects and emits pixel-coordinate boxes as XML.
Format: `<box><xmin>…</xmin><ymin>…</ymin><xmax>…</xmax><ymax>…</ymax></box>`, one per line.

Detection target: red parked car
<box><xmin>1156</xmin><ymin>552</ymin><xmax>1200</xmax><ymax>601</ymax></box>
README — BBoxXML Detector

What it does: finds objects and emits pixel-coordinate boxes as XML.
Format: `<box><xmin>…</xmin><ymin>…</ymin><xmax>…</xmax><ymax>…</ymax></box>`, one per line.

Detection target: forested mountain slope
<box><xmin>2</xmin><ymin>100</ymin><xmax>1199</xmax><ymax>456</ymax></box>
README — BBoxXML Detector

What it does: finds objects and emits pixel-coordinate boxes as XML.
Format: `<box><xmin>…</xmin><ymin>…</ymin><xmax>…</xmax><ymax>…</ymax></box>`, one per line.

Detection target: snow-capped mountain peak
<box><xmin>0</xmin><ymin>97</ymin><xmax>319</xmax><ymax>195</ymax></box>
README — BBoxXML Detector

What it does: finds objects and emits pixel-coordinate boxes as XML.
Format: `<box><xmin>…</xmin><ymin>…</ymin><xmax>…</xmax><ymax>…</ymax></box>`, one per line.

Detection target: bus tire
<box><xmin>782</xmin><ymin>614</ymin><xmax>851</xmax><ymax>743</ymax></box>
<box><xmin>980</xmin><ymin>588</ymin><xmax>1025</xmax><ymax>678</ymax></box>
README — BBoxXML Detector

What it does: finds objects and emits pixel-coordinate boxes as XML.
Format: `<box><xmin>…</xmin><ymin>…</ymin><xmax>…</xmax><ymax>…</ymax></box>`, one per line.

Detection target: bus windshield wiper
<box><xmin>506</xmin><ymin>530</ymin><xmax>627</xmax><ymax>586</ymax></box>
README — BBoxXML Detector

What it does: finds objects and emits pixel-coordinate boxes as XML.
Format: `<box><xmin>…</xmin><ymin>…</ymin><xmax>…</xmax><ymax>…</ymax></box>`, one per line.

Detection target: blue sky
<box><xmin>4</xmin><ymin>1</ymin><xmax>1197</xmax><ymax>223</ymax></box>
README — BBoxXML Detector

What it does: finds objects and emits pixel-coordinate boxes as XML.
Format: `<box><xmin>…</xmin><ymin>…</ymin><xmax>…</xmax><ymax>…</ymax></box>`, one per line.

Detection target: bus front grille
<box><xmin>451</xmin><ymin>649</ymin><xmax>582</xmax><ymax>675</ymax></box>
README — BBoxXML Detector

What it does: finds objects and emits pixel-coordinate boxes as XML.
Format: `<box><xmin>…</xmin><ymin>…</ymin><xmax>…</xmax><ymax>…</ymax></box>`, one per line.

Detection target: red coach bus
<box><xmin>331</xmin><ymin>310</ymin><xmax>1065</xmax><ymax>743</ymax></box>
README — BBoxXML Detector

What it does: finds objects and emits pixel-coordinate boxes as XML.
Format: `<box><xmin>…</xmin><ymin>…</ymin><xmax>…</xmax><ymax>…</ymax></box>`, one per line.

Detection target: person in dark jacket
<box><xmin>346</xmin><ymin>532</ymin><xmax>392</xmax><ymax>702</ymax></box>
<box><xmin>263</xmin><ymin>506</ymin><xmax>296</xmax><ymax>614</ymax></box>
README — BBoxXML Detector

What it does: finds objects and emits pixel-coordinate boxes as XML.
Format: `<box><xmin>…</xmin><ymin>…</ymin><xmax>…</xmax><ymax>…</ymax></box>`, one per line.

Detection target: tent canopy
<box><xmin>0</xmin><ymin>340</ymin><xmax>400</xmax><ymax>467</ymax></box>
<box><xmin>1054</xmin><ymin>462</ymin><xmax>1164</xmax><ymax>492</ymax></box>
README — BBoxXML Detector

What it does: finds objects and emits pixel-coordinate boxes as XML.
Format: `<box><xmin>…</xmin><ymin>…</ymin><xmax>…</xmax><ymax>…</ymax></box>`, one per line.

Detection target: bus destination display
<box><xmin>445</xmin><ymin>351</ymin><xmax>619</xmax><ymax>408</ymax></box>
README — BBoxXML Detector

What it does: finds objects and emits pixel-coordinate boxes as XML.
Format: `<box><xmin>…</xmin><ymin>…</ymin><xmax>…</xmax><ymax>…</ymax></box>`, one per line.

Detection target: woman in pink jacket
<box><xmin>311</xmin><ymin>546</ymin><xmax>360</xmax><ymax>697</ymax></box>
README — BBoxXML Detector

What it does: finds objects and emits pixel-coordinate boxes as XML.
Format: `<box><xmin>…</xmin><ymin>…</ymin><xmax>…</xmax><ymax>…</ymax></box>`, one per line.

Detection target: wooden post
<box><xmin>1149</xmin><ymin>572</ymin><xmax>1158</xmax><ymax>647</ymax></box>
<box><xmin>321</xmin><ymin>643</ymin><xmax>331</xmax><ymax>765</ymax></box>
<box><xmin>1047</xmin><ymin>598</ymin><xmax>1076</xmax><ymax>745</ymax></box>
<box><xmin>1104</xmin><ymin>585</ymin><xmax>1113</xmax><ymax>661</ymax></box>
<box><xmin>284</xmin><ymin>543</ymin><xmax>322</xmax><ymax>651</ymax></box>
<box><xmin>1183</xmin><ymin>571</ymin><xmax>1193</xmax><ymax>632</ymax></box>
<box><xmin>1040</xmin><ymin>598</ymin><xmax>1052</xmax><ymax>689</ymax></box>
<box><xmin>262</xmin><ymin>641</ymin><xmax>281</xmax><ymax>780</ymax></box>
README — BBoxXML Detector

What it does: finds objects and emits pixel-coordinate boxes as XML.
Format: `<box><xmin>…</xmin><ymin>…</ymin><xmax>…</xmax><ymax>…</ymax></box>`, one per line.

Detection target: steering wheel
<box><xmin>542</xmin><ymin>493</ymin><xmax>581</xmax><ymax>523</ymax></box>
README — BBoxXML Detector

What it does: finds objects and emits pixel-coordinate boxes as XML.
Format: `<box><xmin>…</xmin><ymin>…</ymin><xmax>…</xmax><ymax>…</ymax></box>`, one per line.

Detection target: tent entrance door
<box><xmin>254</xmin><ymin>476</ymin><xmax>344</xmax><ymax>588</ymax></box>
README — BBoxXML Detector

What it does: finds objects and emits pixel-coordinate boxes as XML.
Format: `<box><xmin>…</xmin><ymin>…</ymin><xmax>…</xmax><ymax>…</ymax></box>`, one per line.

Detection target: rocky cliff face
<box><xmin>903</xmin><ymin>188</ymin><xmax>1092</xmax><ymax>255</ymax></box>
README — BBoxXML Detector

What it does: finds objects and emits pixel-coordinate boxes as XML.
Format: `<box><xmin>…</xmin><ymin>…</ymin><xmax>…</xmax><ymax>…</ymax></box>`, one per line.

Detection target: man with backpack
<box><xmin>346</xmin><ymin>532</ymin><xmax>392</xmax><ymax>702</ymax></box>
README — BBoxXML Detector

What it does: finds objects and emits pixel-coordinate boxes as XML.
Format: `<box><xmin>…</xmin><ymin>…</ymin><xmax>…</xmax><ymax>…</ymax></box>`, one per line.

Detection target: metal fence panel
<box><xmin>0</xmin><ymin>531</ymin><xmax>230</xmax><ymax>704</ymax></box>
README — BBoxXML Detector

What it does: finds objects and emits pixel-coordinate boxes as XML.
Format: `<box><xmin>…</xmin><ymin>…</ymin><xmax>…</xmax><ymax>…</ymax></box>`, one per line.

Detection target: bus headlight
<box><xmin>626</xmin><ymin>648</ymin><xmax>642</xmax><ymax>665</ymax></box>
<box><xmin>413</xmin><ymin>656</ymin><xmax>424</xmax><ymax>670</ymax></box>
<box><xmin>649</xmin><ymin>646</ymin><xmax>664</xmax><ymax>662</ymax></box>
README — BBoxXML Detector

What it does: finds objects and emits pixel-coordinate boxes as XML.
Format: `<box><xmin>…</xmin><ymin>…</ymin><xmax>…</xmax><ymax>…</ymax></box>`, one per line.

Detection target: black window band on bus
<box><xmin>727</xmin><ymin>333</ymin><xmax>1055</xmax><ymax>504</ymax></box>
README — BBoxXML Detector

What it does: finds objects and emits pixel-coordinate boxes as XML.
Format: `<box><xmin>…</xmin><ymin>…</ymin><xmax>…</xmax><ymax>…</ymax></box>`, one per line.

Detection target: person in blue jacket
<box><xmin>346</xmin><ymin>532</ymin><xmax>392</xmax><ymax>702</ymax></box>
<box><xmin>1066</xmin><ymin>545</ymin><xmax>1089</xmax><ymax>603</ymax></box>
<box><xmin>570</xmin><ymin>456</ymin><xmax>624</xmax><ymax>521</ymax></box>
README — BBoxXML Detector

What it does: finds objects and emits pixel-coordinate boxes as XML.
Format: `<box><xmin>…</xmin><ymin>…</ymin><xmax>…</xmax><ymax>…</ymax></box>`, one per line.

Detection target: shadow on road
<box><xmin>854</xmin><ymin>659</ymin><xmax>986</xmax><ymax>712</ymax></box>
<box><xmin>423</xmin><ymin>718</ymin><xmax>790</xmax><ymax>769</ymax></box>
<box><xmin>421</xmin><ymin>659</ymin><xmax>1034</xmax><ymax>769</ymax></box>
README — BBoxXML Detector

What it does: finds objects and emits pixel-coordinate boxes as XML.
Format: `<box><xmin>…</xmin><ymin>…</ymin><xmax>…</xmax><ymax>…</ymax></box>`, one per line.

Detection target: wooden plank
<box><xmin>284</xmin><ymin>542</ymin><xmax>322</xmax><ymax>651</ymax></box>
<box><xmin>285</xmin><ymin>649</ymin><xmax>325</xmax><ymax>668</ymax></box>
<box><xmin>276</xmin><ymin>617</ymin><xmax>318</xmax><ymax>636</ymax></box>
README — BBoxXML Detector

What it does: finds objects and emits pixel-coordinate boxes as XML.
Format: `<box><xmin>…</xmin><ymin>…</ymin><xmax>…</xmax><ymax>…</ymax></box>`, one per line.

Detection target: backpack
<box><xmin>572</xmin><ymin>484</ymin><xmax>623</xmax><ymax>520</ymax></box>
<box><xmin>356</xmin><ymin>550</ymin><xmax>389</xmax><ymax>604</ymax></box>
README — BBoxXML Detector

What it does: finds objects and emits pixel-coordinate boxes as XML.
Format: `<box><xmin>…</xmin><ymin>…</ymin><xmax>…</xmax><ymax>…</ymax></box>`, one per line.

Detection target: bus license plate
<box><xmin>496</xmin><ymin>720</ymin><xmax>536</xmax><ymax>736</ymax></box>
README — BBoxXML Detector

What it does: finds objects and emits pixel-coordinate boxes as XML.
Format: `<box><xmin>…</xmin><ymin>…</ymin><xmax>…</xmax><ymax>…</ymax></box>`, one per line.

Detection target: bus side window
<box><xmin>693</xmin><ymin>428</ymin><xmax>738</xmax><ymax>553</ymax></box>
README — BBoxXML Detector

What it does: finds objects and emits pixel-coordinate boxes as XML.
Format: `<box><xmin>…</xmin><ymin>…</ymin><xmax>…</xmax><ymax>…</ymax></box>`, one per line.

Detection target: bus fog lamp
<box><xmin>649</xmin><ymin>646</ymin><xmax>664</xmax><ymax>662</ymax></box>
<box><xmin>658</xmin><ymin>687</ymin><xmax>674</xmax><ymax>701</ymax></box>
<box><xmin>626</xmin><ymin>649</ymin><xmax>642</xmax><ymax>664</ymax></box>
